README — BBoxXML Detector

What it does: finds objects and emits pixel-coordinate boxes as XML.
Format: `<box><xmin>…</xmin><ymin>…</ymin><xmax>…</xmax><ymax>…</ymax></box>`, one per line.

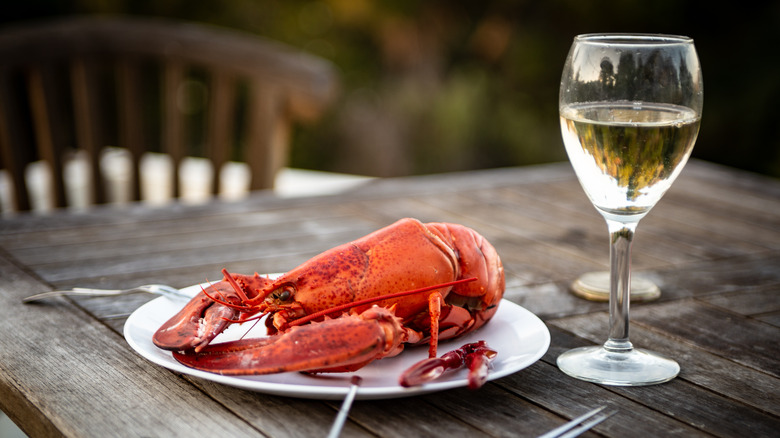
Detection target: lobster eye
<box><xmin>278</xmin><ymin>289</ymin><xmax>291</xmax><ymax>301</ymax></box>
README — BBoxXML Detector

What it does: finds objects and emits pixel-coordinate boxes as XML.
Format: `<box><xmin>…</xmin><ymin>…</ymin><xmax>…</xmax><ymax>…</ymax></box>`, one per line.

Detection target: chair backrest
<box><xmin>0</xmin><ymin>16</ymin><xmax>338</xmax><ymax>211</ymax></box>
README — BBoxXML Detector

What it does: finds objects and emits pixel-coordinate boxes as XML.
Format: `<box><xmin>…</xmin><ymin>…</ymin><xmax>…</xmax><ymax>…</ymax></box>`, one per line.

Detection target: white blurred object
<box><xmin>0</xmin><ymin>169</ymin><xmax>14</xmax><ymax>215</ymax></box>
<box><xmin>100</xmin><ymin>147</ymin><xmax>132</xmax><ymax>204</ymax></box>
<box><xmin>8</xmin><ymin>147</ymin><xmax>373</xmax><ymax>213</ymax></box>
<box><xmin>63</xmin><ymin>149</ymin><xmax>92</xmax><ymax>210</ymax></box>
<box><xmin>140</xmin><ymin>153</ymin><xmax>174</xmax><ymax>206</ymax></box>
<box><xmin>179</xmin><ymin>157</ymin><xmax>213</xmax><ymax>204</ymax></box>
<box><xmin>219</xmin><ymin>161</ymin><xmax>251</xmax><ymax>201</ymax></box>
<box><xmin>25</xmin><ymin>161</ymin><xmax>53</xmax><ymax>213</ymax></box>
<box><xmin>274</xmin><ymin>168</ymin><xmax>373</xmax><ymax>198</ymax></box>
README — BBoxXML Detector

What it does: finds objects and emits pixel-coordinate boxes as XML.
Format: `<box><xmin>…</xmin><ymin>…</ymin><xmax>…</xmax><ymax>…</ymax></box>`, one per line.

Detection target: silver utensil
<box><xmin>537</xmin><ymin>406</ymin><xmax>616</xmax><ymax>438</ymax></box>
<box><xmin>22</xmin><ymin>284</ymin><xmax>193</xmax><ymax>304</ymax></box>
<box><xmin>327</xmin><ymin>376</ymin><xmax>362</xmax><ymax>438</ymax></box>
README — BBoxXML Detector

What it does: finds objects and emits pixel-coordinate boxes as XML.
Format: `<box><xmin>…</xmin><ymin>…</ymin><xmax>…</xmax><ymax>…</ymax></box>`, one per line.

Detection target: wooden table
<box><xmin>1</xmin><ymin>160</ymin><xmax>778</xmax><ymax>437</ymax></box>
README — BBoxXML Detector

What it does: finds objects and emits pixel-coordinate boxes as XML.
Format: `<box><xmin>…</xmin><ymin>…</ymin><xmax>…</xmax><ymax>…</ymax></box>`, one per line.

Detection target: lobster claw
<box><xmin>152</xmin><ymin>290</ymin><xmax>238</xmax><ymax>352</ymax></box>
<box><xmin>153</xmin><ymin>274</ymin><xmax>272</xmax><ymax>352</ymax></box>
<box><xmin>399</xmin><ymin>341</ymin><xmax>497</xmax><ymax>389</ymax></box>
<box><xmin>172</xmin><ymin>306</ymin><xmax>417</xmax><ymax>375</ymax></box>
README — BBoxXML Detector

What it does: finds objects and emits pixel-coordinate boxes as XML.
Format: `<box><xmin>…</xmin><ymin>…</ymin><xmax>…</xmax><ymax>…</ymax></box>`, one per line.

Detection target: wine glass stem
<box><xmin>605</xmin><ymin>219</ymin><xmax>638</xmax><ymax>353</ymax></box>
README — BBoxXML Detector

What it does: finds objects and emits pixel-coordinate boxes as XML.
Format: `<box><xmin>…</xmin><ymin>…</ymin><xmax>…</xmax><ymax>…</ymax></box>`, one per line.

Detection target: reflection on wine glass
<box><xmin>556</xmin><ymin>34</ymin><xmax>703</xmax><ymax>386</ymax></box>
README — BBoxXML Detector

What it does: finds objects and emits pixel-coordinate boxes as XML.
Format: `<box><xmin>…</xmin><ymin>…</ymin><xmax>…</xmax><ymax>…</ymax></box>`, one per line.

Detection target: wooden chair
<box><xmin>0</xmin><ymin>16</ymin><xmax>338</xmax><ymax>211</ymax></box>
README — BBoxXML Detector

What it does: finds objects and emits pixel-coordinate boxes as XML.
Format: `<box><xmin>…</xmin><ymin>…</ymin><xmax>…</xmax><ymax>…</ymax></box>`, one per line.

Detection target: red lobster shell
<box><xmin>153</xmin><ymin>218</ymin><xmax>504</xmax><ymax>375</ymax></box>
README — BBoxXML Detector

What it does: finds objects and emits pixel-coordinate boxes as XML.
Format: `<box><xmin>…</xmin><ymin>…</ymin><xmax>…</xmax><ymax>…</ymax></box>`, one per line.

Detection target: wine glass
<box><xmin>556</xmin><ymin>33</ymin><xmax>703</xmax><ymax>386</ymax></box>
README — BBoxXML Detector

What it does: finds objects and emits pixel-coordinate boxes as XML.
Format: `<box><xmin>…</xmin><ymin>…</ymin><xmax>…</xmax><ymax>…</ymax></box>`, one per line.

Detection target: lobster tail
<box><xmin>423</xmin><ymin>222</ymin><xmax>505</xmax><ymax>339</ymax></box>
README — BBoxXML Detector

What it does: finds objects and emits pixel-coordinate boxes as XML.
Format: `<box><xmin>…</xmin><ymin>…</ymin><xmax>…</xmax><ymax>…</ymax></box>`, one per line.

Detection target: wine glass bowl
<box><xmin>556</xmin><ymin>34</ymin><xmax>702</xmax><ymax>386</ymax></box>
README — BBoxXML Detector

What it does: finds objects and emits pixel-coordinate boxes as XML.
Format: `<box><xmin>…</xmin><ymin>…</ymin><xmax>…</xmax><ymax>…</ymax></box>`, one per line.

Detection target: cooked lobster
<box><xmin>153</xmin><ymin>218</ymin><xmax>504</xmax><ymax>377</ymax></box>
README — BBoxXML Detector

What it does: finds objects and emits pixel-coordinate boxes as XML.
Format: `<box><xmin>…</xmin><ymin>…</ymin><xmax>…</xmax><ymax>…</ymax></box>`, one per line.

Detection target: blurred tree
<box><xmin>2</xmin><ymin>0</ymin><xmax>778</xmax><ymax>178</ymax></box>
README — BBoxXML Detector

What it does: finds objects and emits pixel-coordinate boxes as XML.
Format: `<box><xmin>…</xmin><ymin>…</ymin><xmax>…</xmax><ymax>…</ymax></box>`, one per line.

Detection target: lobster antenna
<box><xmin>287</xmin><ymin>277</ymin><xmax>477</xmax><ymax>327</ymax></box>
<box><xmin>221</xmin><ymin>268</ymin><xmax>252</xmax><ymax>302</ymax></box>
<box><xmin>201</xmin><ymin>280</ymin><xmax>253</xmax><ymax>312</ymax></box>
<box><xmin>238</xmin><ymin>316</ymin><xmax>264</xmax><ymax>341</ymax></box>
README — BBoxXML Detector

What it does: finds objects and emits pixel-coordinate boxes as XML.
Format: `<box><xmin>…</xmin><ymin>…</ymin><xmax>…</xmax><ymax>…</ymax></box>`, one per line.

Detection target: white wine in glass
<box><xmin>557</xmin><ymin>34</ymin><xmax>703</xmax><ymax>386</ymax></box>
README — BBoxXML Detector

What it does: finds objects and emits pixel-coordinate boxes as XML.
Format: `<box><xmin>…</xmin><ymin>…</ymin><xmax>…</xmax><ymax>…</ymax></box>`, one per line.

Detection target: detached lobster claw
<box><xmin>399</xmin><ymin>341</ymin><xmax>497</xmax><ymax>389</ymax></box>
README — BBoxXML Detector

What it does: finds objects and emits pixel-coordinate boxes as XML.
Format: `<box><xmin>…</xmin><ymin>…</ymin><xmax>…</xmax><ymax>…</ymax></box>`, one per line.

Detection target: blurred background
<box><xmin>3</xmin><ymin>0</ymin><xmax>779</xmax><ymax>179</ymax></box>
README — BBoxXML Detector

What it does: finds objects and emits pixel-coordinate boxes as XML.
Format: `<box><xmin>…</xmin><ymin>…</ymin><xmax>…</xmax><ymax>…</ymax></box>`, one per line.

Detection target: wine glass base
<box><xmin>557</xmin><ymin>345</ymin><xmax>679</xmax><ymax>386</ymax></box>
<box><xmin>570</xmin><ymin>271</ymin><xmax>660</xmax><ymax>302</ymax></box>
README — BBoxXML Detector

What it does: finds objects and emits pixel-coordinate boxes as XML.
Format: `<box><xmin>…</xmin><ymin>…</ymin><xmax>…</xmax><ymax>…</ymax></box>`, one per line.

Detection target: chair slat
<box><xmin>116</xmin><ymin>58</ymin><xmax>145</xmax><ymax>202</ymax></box>
<box><xmin>244</xmin><ymin>82</ymin><xmax>274</xmax><ymax>190</ymax></box>
<box><xmin>27</xmin><ymin>65</ymin><xmax>68</xmax><ymax>208</ymax></box>
<box><xmin>162</xmin><ymin>60</ymin><xmax>185</xmax><ymax>198</ymax></box>
<box><xmin>0</xmin><ymin>68</ymin><xmax>31</xmax><ymax>211</ymax></box>
<box><xmin>206</xmin><ymin>69</ymin><xmax>237</xmax><ymax>195</ymax></box>
<box><xmin>71</xmin><ymin>57</ymin><xmax>106</xmax><ymax>204</ymax></box>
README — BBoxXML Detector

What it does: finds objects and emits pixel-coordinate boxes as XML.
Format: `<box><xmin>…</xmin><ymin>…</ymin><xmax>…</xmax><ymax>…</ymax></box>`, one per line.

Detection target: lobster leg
<box><xmin>427</xmin><ymin>292</ymin><xmax>442</xmax><ymax>358</ymax></box>
<box><xmin>172</xmin><ymin>306</ymin><xmax>418</xmax><ymax>375</ymax></box>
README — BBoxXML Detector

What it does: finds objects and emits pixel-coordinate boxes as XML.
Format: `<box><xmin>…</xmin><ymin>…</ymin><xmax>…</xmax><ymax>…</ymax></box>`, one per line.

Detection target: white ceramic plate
<box><xmin>124</xmin><ymin>281</ymin><xmax>550</xmax><ymax>400</ymax></box>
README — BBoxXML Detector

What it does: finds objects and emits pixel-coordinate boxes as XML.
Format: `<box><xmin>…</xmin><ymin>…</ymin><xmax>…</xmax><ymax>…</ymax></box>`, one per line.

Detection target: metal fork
<box><xmin>22</xmin><ymin>284</ymin><xmax>193</xmax><ymax>304</ymax></box>
<box><xmin>327</xmin><ymin>376</ymin><xmax>362</xmax><ymax>438</ymax></box>
<box><xmin>537</xmin><ymin>406</ymin><xmax>617</xmax><ymax>438</ymax></box>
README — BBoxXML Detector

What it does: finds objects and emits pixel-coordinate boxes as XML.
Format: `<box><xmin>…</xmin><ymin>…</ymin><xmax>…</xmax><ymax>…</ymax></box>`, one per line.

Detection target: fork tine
<box><xmin>22</xmin><ymin>288</ymin><xmax>126</xmax><ymax>303</ymax></box>
<box><xmin>557</xmin><ymin>409</ymin><xmax>617</xmax><ymax>438</ymax></box>
<box><xmin>22</xmin><ymin>284</ymin><xmax>192</xmax><ymax>304</ymax></box>
<box><xmin>536</xmin><ymin>406</ymin><xmax>609</xmax><ymax>438</ymax></box>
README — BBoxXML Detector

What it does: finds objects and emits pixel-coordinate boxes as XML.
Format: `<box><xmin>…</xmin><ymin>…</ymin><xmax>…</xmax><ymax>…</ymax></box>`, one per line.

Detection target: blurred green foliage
<box><xmin>4</xmin><ymin>0</ymin><xmax>779</xmax><ymax>178</ymax></box>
